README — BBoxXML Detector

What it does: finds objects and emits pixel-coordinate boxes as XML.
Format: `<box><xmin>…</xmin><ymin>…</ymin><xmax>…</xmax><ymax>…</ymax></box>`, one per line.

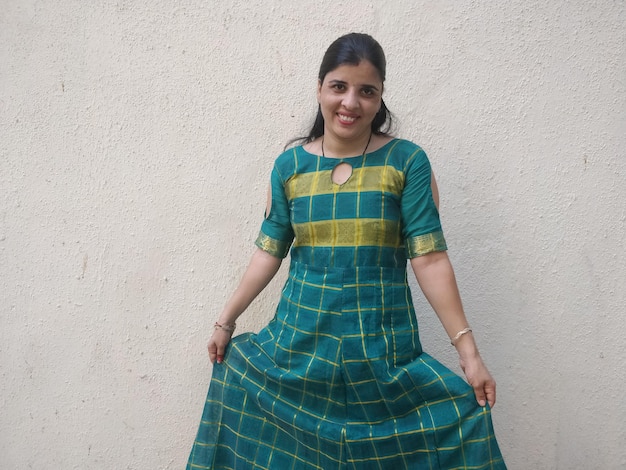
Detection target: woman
<box><xmin>187</xmin><ymin>33</ymin><xmax>506</xmax><ymax>469</ymax></box>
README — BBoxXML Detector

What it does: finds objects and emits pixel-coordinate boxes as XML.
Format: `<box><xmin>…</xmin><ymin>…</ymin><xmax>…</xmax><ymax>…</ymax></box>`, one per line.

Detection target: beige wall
<box><xmin>1</xmin><ymin>1</ymin><xmax>625</xmax><ymax>468</ymax></box>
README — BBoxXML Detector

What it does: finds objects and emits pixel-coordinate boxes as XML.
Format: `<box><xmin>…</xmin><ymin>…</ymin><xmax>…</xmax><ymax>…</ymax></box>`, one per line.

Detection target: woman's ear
<box><xmin>317</xmin><ymin>79</ymin><xmax>322</xmax><ymax>103</ymax></box>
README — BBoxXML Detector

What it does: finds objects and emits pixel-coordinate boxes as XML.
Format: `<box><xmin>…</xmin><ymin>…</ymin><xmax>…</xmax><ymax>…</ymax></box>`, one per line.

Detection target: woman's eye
<box><xmin>332</xmin><ymin>84</ymin><xmax>345</xmax><ymax>91</ymax></box>
<box><xmin>361</xmin><ymin>88</ymin><xmax>375</xmax><ymax>96</ymax></box>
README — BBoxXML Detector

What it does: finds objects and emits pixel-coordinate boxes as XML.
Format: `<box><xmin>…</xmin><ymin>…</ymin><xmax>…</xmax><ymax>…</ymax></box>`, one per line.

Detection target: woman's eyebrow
<box><xmin>361</xmin><ymin>84</ymin><xmax>380</xmax><ymax>91</ymax></box>
<box><xmin>328</xmin><ymin>79</ymin><xmax>380</xmax><ymax>91</ymax></box>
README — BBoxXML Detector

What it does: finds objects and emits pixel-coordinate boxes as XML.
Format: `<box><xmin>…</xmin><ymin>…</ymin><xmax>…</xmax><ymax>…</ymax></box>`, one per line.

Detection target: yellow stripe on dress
<box><xmin>285</xmin><ymin>166</ymin><xmax>405</xmax><ymax>199</ymax></box>
<box><xmin>293</xmin><ymin>219</ymin><xmax>403</xmax><ymax>248</ymax></box>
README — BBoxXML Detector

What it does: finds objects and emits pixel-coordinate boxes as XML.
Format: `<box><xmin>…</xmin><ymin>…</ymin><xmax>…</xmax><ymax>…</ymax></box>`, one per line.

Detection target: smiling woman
<box><xmin>316</xmin><ymin>60</ymin><xmax>383</xmax><ymax>153</ymax></box>
<box><xmin>186</xmin><ymin>33</ymin><xmax>506</xmax><ymax>469</ymax></box>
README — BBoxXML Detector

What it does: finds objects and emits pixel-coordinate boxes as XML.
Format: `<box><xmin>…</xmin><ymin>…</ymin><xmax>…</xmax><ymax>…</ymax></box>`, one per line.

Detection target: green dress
<box><xmin>187</xmin><ymin>139</ymin><xmax>506</xmax><ymax>469</ymax></box>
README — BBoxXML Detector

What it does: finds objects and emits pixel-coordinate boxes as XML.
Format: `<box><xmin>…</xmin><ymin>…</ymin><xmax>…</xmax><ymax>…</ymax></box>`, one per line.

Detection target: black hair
<box><xmin>287</xmin><ymin>33</ymin><xmax>394</xmax><ymax>148</ymax></box>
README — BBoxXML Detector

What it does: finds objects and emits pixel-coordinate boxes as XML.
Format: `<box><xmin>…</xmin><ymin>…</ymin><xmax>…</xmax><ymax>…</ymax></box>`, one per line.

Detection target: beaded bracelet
<box><xmin>214</xmin><ymin>322</ymin><xmax>237</xmax><ymax>333</ymax></box>
<box><xmin>451</xmin><ymin>327</ymin><xmax>472</xmax><ymax>345</ymax></box>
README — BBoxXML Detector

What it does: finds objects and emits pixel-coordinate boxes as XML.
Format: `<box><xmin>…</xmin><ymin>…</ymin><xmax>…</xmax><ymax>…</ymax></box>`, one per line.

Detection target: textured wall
<box><xmin>1</xmin><ymin>1</ymin><xmax>624</xmax><ymax>468</ymax></box>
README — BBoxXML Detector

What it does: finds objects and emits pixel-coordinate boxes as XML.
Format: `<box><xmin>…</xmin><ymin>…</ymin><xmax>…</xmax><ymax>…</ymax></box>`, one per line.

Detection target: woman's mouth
<box><xmin>337</xmin><ymin>113</ymin><xmax>357</xmax><ymax>124</ymax></box>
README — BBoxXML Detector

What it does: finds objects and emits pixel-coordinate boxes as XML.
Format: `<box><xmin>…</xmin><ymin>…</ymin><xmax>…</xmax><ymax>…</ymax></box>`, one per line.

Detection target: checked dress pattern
<box><xmin>187</xmin><ymin>139</ymin><xmax>506</xmax><ymax>469</ymax></box>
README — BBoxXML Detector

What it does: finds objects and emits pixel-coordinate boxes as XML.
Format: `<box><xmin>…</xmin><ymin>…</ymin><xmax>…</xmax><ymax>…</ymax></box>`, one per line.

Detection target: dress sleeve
<box><xmin>254</xmin><ymin>164</ymin><xmax>294</xmax><ymax>258</ymax></box>
<box><xmin>401</xmin><ymin>148</ymin><xmax>448</xmax><ymax>258</ymax></box>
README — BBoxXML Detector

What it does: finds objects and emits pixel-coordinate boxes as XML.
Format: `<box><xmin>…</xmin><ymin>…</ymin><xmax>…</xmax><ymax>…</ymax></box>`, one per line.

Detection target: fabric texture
<box><xmin>187</xmin><ymin>139</ymin><xmax>506</xmax><ymax>469</ymax></box>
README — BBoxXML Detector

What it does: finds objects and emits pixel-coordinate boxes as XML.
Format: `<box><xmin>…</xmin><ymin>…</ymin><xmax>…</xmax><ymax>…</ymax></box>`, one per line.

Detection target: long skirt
<box><xmin>187</xmin><ymin>262</ymin><xmax>506</xmax><ymax>469</ymax></box>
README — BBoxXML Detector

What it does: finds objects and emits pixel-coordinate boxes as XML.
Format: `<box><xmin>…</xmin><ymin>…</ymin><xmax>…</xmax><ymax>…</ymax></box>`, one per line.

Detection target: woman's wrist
<box><xmin>214</xmin><ymin>321</ymin><xmax>236</xmax><ymax>333</ymax></box>
<box><xmin>450</xmin><ymin>327</ymin><xmax>472</xmax><ymax>345</ymax></box>
<box><xmin>453</xmin><ymin>332</ymin><xmax>480</xmax><ymax>359</ymax></box>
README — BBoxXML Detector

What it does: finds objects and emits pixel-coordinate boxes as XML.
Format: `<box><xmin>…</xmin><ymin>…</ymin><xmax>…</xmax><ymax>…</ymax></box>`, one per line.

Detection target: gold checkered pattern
<box><xmin>187</xmin><ymin>140</ymin><xmax>505</xmax><ymax>469</ymax></box>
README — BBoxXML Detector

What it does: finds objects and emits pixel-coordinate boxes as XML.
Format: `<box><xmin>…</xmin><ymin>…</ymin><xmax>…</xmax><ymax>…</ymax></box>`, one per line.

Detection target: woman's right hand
<box><xmin>205</xmin><ymin>248</ymin><xmax>283</xmax><ymax>364</ymax></box>
<box><xmin>207</xmin><ymin>329</ymin><xmax>234</xmax><ymax>364</ymax></box>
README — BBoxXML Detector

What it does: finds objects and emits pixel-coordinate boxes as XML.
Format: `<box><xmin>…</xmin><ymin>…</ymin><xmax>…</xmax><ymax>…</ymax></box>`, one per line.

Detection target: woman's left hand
<box><xmin>459</xmin><ymin>353</ymin><xmax>497</xmax><ymax>408</ymax></box>
<box><xmin>208</xmin><ymin>328</ymin><xmax>233</xmax><ymax>364</ymax></box>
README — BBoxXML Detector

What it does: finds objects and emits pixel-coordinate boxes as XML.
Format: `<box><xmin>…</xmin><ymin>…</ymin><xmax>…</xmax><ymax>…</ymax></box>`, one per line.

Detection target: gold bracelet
<box><xmin>214</xmin><ymin>322</ymin><xmax>236</xmax><ymax>333</ymax></box>
<box><xmin>451</xmin><ymin>327</ymin><xmax>472</xmax><ymax>345</ymax></box>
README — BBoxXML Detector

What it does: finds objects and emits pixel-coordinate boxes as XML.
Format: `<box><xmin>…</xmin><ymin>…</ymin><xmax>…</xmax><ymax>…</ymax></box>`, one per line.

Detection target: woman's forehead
<box><xmin>322</xmin><ymin>60</ymin><xmax>383</xmax><ymax>84</ymax></box>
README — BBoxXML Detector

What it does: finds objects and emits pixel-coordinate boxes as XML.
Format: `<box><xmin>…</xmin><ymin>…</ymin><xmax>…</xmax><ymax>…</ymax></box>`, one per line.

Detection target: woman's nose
<box><xmin>341</xmin><ymin>89</ymin><xmax>359</xmax><ymax>109</ymax></box>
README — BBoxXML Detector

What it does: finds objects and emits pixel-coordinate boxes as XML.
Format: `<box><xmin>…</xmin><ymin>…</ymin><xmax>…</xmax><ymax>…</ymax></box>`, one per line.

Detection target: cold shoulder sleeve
<box><xmin>254</xmin><ymin>163</ymin><xmax>294</xmax><ymax>258</ymax></box>
<box><xmin>401</xmin><ymin>147</ymin><xmax>447</xmax><ymax>258</ymax></box>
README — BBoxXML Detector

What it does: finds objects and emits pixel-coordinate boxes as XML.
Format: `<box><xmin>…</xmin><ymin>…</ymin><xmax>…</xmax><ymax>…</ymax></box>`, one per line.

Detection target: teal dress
<box><xmin>187</xmin><ymin>139</ymin><xmax>506</xmax><ymax>469</ymax></box>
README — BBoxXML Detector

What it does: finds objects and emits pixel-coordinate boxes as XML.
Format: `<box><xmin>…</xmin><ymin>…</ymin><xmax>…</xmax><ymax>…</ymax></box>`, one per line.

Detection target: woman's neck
<box><xmin>320</xmin><ymin>132</ymin><xmax>372</xmax><ymax>158</ymax></box>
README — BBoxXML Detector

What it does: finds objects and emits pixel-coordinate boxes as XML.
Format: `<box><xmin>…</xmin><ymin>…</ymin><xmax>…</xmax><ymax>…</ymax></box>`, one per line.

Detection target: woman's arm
<box><xmin>208</xmin><ymin>248</ymin><xmax>283</xmax><ymax>363</ymax></box>
<box><xmin>410</xmin><ymin>251</ymin><xmax>497</xmax><ymax>407</ymax></box>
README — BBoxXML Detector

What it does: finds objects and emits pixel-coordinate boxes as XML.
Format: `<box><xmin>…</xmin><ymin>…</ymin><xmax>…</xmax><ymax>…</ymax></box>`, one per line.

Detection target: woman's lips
<box><xmin>337</xmin><ymin>113</ymin><xmax>358</xmax><ymax>124</ymax></box>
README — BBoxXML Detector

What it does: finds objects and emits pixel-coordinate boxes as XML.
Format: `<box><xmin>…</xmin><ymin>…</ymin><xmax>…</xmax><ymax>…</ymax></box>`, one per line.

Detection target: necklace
<box><xmin>321</xmin><ymin>132</ymin><xmax>373</xmax><ymax>159</ymax></box>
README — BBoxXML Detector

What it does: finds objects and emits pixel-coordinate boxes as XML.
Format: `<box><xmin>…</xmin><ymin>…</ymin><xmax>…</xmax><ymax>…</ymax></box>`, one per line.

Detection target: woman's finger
<box><xmin>473</xmin><ymin>382</ymin><xmax>487</xmax><ymax>407</ymax></box>
<box><xmin>216</xmin><ymin>343</ymin><xmax>226</xmax><ymax>363</ymax></box>
<box><xmin>207</xmin><ymin>340</ymin><xmax>217</xmax><ymax>363</ymax></box>
<box><xmin>485</xmin><ymin>380</ymin><xmax>497</xmax><ymax>408</ymax></box>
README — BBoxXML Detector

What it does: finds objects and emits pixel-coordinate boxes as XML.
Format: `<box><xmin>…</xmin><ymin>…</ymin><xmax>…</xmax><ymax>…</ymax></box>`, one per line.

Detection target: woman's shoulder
<box><xmin>269</xmin><ymin>145</ymin><xmax>306</xmax><ymax>179</ymax></box>
<box><xmin>386</xmin><ymin>137</ymin><xmax>426</xmax><ymax>154</ymax></box>
<box><xmin>382</xmin><ymin>138</ymin><xmax>429</xmax><ymax>168</ymax></box>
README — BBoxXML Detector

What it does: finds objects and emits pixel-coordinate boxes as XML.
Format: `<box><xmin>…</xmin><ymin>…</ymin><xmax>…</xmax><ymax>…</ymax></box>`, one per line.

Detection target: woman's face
<box><xmin>317</xmin><ymin>60</ymin><xmax>383</xmax><ymax>144</ymax></box>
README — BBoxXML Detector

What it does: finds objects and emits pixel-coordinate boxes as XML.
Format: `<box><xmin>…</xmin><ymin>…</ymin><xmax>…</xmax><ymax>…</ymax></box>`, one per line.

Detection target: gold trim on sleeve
<box><xmin>255</xmin><ymin>232</ymin><xmax>291</xmax><ymax>258</ymax></box>
<box><xmin>406</xmin><ymin>231</ymin><xmax>447</xmax><ymax>257</ymax></box>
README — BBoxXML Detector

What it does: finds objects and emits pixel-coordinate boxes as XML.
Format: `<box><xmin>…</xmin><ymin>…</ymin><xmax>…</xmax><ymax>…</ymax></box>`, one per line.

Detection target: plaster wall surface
<box><xmin>1</xmin><ymin>1</ymin><xmax>624</xmax><ymax>469</ymax></box>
